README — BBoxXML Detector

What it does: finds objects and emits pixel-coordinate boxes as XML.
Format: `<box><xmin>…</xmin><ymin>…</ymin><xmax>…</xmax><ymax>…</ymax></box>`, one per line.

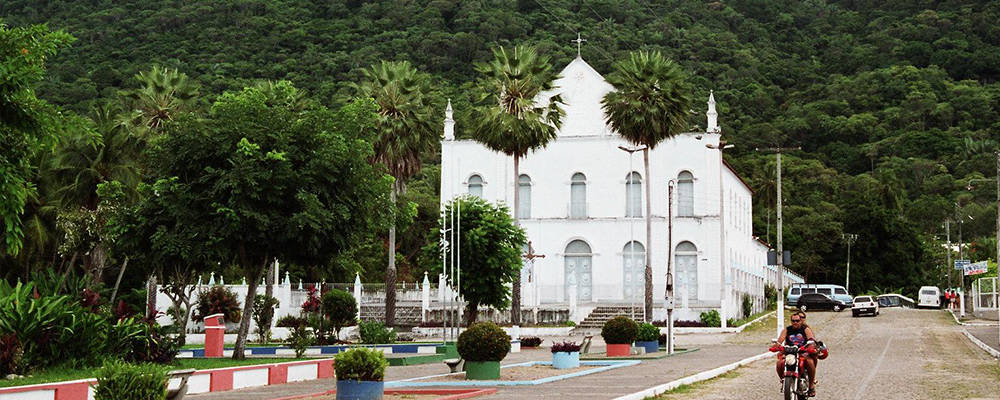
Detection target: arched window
<box><xmin>678</xmin><ymin>171</ymin><xmax>694</xmax><ymax>216</ymax></box>
<box><xmin>626</xmin><ymin>172</ymin><xmax>642</xmax><ymax>217</ymax></box>
<box><xmin>571</xmin><ymin>173</ymin><xmax>587</xmax><ymax>219</ymax></box>
<box><xmin>564</xmin><ymin>240</ymin><xmax>593</xmax><ymax>301</ymax></box>
<box><xmin>623</xmin><ymin>241</ymin><xmax>645</xmax><ymax>300</ymax></box>
<box><xmin>468</xmin><ymin>174</ymin><xmax>483</xmax><ymax>198</ymax></box>
<box><xmin>675</xmin><ymin>241</ymin><xmax>698</xmax><ymax>301</ymax></box>
<box><xmin>518</xmin><ymin>174</ymin><xmax>531</xmax><ymax>219</ymax></box>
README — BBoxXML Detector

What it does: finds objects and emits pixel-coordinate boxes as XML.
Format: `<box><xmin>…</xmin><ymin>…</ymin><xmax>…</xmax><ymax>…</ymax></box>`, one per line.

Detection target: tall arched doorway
<box><xmin>675</xmin><ymin>241</ymin><xmax>698</xmax><ymax>301</ymax></box>
<box><xmin>623</xmin><ymin>241</ymin><xmax>645</xmax><ymax>301</ymax></box>
<box><xmin>564</xmin><ymin>240</ymin><xmax>593</xmax><ymax>302</ymax></box>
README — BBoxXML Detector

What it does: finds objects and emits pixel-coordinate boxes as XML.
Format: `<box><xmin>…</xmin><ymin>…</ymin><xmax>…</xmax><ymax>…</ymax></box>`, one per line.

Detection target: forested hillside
<box><xmin>4</xmin><ymin>0</ymin><xmax>1000</xmax><ymax>295</ymax></box>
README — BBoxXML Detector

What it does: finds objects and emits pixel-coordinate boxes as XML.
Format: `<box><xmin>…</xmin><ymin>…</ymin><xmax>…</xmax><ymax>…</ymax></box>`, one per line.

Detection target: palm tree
<box><xmin>602</xmin><ymin>51</ymin><xmax>692</xmax><ymax>320</ymax></box>
<box><xmin>753</xmin><ymin>162</ymin><xmax>777</xmax><ymax>244</ymax></box>
<box><xmin>355</xmin><ymin>61</ymin><xmax>439</xmax><ymax>326</ymax></box>
<box><xmin>471</xmin><ymin>46</ymin><xmax>564</xmax><ymax>325</ymax></box>
<box><xmin>122</xmin><ymin>66</ymin><xmax>200</xmax><ymax>134</ymax></box>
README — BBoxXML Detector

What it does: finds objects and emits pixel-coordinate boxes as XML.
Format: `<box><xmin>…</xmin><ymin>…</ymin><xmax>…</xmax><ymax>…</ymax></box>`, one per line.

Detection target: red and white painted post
<box><xmin>204</xmin><ymin>313</ymin><xmax>225</xmax><ymax>358</ymax></box>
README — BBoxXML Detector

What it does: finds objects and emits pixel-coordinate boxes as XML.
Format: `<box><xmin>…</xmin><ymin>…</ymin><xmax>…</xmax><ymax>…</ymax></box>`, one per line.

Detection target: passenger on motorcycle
<box><xmin>776</xmin><ymin>312</ymin><xmax>817</xmax><ymax>397</ymax></box>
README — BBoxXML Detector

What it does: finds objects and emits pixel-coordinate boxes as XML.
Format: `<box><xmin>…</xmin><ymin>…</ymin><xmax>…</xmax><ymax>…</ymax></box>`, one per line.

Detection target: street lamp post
<box><xmin>619</xmin><ymin>145</ymin><xmax>646</xmax><ymax>321</ymax></box>
<box><xmin>706</xmin><ymin>141</ymin><xmax>734</xmax><ymax>327</ymax></box>
<box><xmin>842</xmin><ymin>234</ymin><xmax>857</xmax><ymax>293</ymax></box>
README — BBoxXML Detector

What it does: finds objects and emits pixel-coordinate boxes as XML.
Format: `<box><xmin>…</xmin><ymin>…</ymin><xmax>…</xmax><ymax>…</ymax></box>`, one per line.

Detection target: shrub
<box><xmin>321</xmin><ymin>289</ymin><xmax>357</xmax><ymax>339</ymax></box>
<box><xmin>699</xmin><ymin>310</ymin><xmax>721</xmax><ymax>327</ymax></box>
<box><xmin>288</xmin><ymin>325</ymin><xmax>314</xmax><ymax>358</ymax></box>
<box><xmin>520</xmin><ymin>337</ymin><xmax>542</xmax><ymax>348</ymax></box>
<box><xmin>742</xmin><ymin>293</ymin><xmax>752</xmax><ymax>318</ymax></box>
<box><xmin>0</xmin><ymin>334</ymin><xmax>24</xmax><ymax>376</ymax></box>
<box><xmin>334</xmin><ymin>348</ymin><xmax>388</xmax><ymax>382</ymax></box>
<box><xmin>674</xmin><ymin>320</ymin><xmax>706</xmax><ymax>327</ymax></box>
<box><xmin>457</xmin><ymin>322</ymin><xmax>510</xmax><ymax>362</ymax></box>
<box><xmin>276</xmin><ymin>315</ymin><xmax>308</xmax><ymax>328</ymax></box>
<box><xmin>301</xmin><ymin>286</ymin><xmax>321</xmax><ymax>313</ymax></box>
<box><xmin>358</xmin><ymin>320</ymin><xmax>396</xmax><ymax>344</ymax></box>
<box><xmin>396</xmin><ymin>333</ymin><xmax>414</xmax><ymax>342</ymax></box>
<box><xmin>564</xmin><ymin>320</ymin><xmax>576</xmax><ymax>327</ymax></box>
<box><xmin>764</xmin><ymin>284</ymin><xmax>778</xmax><ymax>309</ymax></box>
<box><xmin>658</xmin><ymin>333</ymin><xmax>667</xmax><ymax>345</ymax></box>
<box><xmin>550</xmin><ymin>341</ymin><xmax>580</xmax><ymax>353</ymax></box>
<box><xmin>252</xmin><ymin>294</ymin><xmax>280</xmax><ymax>344</ymax></box>
<box><xmin>194</xmin><ymin>286</ymin><xmax>242</xmax><ymax>323</ymax></box>
<box><xmin>601</xmin><ymin>316</ymin><xmax>638</xmax><ymax>344</ymax></box>
<box><xmin>636</xmin><ymin>323</ymin><xmax>659</xmax><ymax>342</ymax></box>
<box><xmin>94</xmin><ymin>360</ymin><xmax>168</xmax><ymax>400</ymax></box>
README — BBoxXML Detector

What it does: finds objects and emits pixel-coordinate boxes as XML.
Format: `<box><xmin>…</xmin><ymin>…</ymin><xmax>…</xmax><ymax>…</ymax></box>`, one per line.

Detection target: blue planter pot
<box><xmin>552</xmin><ymin>351</ymin><xmax>580</xmax><ymax>369</ymax></box>
<box><xmin>336</xmin><ymin>380</ymin><xmax>384</xmax><ymax>400</ymax></box>
<box><xmin>637</xmin><ymin>341</ymin><xmax>659</xmax><ymax>354</ymax></box>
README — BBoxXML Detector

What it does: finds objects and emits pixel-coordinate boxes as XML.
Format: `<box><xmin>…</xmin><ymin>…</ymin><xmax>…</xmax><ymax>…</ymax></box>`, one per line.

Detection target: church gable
<box><xmin>537</xmin><ymin>57</ymin><xmax>615</xmax><ymax>137</ymax></box>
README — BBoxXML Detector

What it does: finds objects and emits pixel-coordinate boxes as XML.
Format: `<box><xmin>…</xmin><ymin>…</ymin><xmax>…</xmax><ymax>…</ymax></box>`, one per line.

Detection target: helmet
<box><xmin>816</xmin><ymin>341</ymin><xmax>829</xmax><ymax>360</ymax></box>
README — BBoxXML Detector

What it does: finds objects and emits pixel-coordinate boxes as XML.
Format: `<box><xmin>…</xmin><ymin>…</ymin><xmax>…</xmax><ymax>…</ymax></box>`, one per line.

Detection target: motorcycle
<box><xmin>769</xmin><ymin>339</ymin><xmax>816</xmax><ymax>400</ymax></box>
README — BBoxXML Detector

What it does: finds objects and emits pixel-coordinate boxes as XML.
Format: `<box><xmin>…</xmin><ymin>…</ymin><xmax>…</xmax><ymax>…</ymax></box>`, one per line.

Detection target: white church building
<box><xmin>439</xmin><ymin>56</ymin><xmax>803</xmax><ymax>323</ymax></box>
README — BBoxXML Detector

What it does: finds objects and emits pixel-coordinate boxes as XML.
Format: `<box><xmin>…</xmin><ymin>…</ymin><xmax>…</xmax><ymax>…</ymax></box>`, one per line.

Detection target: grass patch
<box><xmin>645</xmin><ymin>369</ymin><xmax>742</xmax><ymax>399</ymax></box>
<box><xmin>0</xmin><ymin>358</ymin><xmax>315</xmax><ymax>388</ymax></box>
<box><xmin>731</xmin><ymin>308</ymin><xmax>776</xmax><ymax>328</ymax></box>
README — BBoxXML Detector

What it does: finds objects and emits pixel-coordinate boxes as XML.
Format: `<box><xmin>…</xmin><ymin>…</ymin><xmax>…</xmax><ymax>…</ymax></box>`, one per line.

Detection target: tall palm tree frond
<box><xmin>601</xmin><ymin>51</ymin><xmax>692</xmax><ymax>149</ymax></box>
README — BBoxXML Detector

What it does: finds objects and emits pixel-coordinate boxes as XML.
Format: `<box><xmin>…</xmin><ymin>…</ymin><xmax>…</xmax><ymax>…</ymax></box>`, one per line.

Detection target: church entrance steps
<box><xmin>576</xmin><ymin>305</ymin><xmax>645</xmax><ymax>329</ymax></box>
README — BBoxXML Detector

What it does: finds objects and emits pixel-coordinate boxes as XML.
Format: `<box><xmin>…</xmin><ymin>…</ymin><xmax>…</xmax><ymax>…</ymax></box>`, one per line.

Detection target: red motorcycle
<box><xmin>769</xmin><ymin>339</ymin><xmax>818</xmax><ymax>400</ymax></box>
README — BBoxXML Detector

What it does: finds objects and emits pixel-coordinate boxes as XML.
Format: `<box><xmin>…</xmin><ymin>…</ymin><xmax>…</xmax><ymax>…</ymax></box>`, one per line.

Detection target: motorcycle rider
<box><xmin>776</xmin><ymin>312</ymin><xmax>817</xmax><ymax>397</ymax></box>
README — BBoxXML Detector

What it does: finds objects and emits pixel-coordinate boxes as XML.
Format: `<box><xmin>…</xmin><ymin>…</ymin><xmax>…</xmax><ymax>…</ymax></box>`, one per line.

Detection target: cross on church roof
<box><xmin>522</xmin><ymin>241</ymin><xmax>545</xmax><ymax>261</ymax></box>
<box><xmin>572</xmin><ymin>33</ymin><xmax>587</xmax><ymax>58</ymax></box>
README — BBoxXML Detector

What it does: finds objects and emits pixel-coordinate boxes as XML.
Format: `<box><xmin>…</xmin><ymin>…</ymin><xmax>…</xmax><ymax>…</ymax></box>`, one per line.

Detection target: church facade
<box><xmin>439</xmin><ymin>56</ymin><xmax>802</xmax><ymax>322</ymax></box>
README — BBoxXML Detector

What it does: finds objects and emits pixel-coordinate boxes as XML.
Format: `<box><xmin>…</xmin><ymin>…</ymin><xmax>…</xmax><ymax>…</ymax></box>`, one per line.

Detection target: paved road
<box><xmin>659</xmin><ymin>308</ymin><xmax>1000</xmax><ymax>400</ymax></box>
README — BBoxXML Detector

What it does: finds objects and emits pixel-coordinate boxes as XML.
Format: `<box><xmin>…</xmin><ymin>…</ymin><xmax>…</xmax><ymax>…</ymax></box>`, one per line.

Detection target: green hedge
<box><xmin>457</xmin><ymin>322</ymin><xmax>510</xmax><ymax>362</ymax></box>
<box><xmin>94</xmin><ymin>360</ymin><xmax>168</xmax><ymax>400</ymax></box>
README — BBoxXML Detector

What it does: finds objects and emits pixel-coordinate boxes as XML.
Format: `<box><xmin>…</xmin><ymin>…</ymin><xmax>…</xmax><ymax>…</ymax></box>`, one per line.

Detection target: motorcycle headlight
<box><xmin>785</xmin><ymin>354</ymin><xmax>796</xmax><ymax>365</ymax></box>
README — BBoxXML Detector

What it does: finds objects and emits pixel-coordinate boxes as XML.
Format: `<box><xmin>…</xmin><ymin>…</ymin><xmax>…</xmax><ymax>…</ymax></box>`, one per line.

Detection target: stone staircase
<box><xmin>577</xmin><ymin>305</ymin><xmax>645</xmax><ymax>329</ymax></box>
<box><xmin>360</xmin><ymin>304</ymin><xmax>423</xmax><ymax>326</ymax></box>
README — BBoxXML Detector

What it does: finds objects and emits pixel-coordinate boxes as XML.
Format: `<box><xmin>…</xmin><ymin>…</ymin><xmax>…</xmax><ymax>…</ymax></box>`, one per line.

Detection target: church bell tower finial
<box><xmin>444</xmin><ymin>99</ymin><xmax>455</xmax><ymax>140</ymax></box>
<box><xmin>706</xmin><ymin>90</ymin><xmax>720</xmax><ymax>133</ymax></box>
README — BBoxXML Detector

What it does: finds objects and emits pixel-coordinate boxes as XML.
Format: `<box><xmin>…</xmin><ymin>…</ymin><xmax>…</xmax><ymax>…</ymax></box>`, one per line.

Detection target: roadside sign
<box><xmin>966</xmin><ymin>261</ymin><xmax>988</xmax><ymax>276</ymax></box>
<box><xmin>955</xmin><ymin>259</ymin><xmax>970</xmax><ymax>270</ymax></box>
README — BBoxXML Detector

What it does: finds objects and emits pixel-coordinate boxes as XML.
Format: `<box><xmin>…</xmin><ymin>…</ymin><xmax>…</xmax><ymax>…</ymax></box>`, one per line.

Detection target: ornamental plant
<box><xmin>550</xmin><ymin>341</ymin><xmax>581</xmax><ymax>353</ymax></box>
<box><xmin>636</xmin><ymin>323</ymin><xmax>659</xmax><ymax>342</ymax></box>
<box><xmin>601</xmin><ymin>316</ymin><xmax>638</xmax><ymax>345</ymax></box>
<box><xmin>358</xmin><ymin>320</ymin><xmax>396</xmax><ymax>344</ymax></box>
<box><xmin>520</xmin><ymin>337</ymin><xmax>542</xmax><ymax>348</ymax></box>
<box><xmin>334</xmin><ymin>347</ymin><xmax>388</xmax><ymax>382</ymax></box>
<box><xmin>94</xmin><ymin>360</ymin><xmax>169</xmax><ymax>400</ymax></box>
<box><xmin>194</xmin><ymin>285</ymin><xmax>242</xmax><ymax>323</ymax></box>
<box><xmin>321</xmin><ymin>289</ymin><xmax>357</xmax><ymax>339</ymax></box>
<box><xmin>457</xmin><ymin>322</ymin><xmax>511</xmax><ymax>362</ymax></box>
<box><xmin>699</xmin><ymin>310</ymin><xmax>721</xmax><ymax>328</ymax></box>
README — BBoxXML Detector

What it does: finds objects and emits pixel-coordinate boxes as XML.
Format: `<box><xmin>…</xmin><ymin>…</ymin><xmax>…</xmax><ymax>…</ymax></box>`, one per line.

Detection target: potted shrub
<box><xmin>550</xmin><ymin>341</ymin><xmax>581</xmax><ymax>369</ymax></box>
<box><xmin>457</xmin><ymin>322</ymin><xmax>510</xmax><ymax>380</ymax></box>
<box><xmin>520</xmin><ymin>337</ymin><xmax>542</xmax><ymax>348</ymax></box>
<box><xmin>335</xmin><ymin>347</ymin><xmax>388</xmax><ymax>400</ymax></box>
<box><xmin>601</xmin><ymin>316</ymin><xmax>638</xmax><ymax>357</ymax></box>
<box><xmin>636</xmin><ymin>323</ymin><xmax>659</xmax><ymax>354</ymax></box>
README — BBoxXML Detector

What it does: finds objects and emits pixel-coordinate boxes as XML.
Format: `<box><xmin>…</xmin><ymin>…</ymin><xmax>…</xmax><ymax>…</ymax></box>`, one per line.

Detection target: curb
<box><xmin>962</xmin><ymin>329</ymin><xmax>1000</xmax><ymax>358</ymax></box>
<box><xmin>610</xmin><ymin>351</ymin><xmax>772</xmax><ymax>400</ymax></box>
<box><xmin>948</xmin><ymin>310</ymin><xmax>998</xmax><ymax>327</ymax></box>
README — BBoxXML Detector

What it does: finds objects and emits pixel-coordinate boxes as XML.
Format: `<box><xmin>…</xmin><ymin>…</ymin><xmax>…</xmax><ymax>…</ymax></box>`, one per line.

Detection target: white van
<box><xmin>917</xmin><ymin>286</ymin><xmax>941</xmax><ymax>308</ymax></box>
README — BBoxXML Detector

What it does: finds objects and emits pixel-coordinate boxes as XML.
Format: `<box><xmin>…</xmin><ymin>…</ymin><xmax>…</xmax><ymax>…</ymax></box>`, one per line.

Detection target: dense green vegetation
<box><xmin>4</xmin><ymin>0</ymin><xmax>1000</xmax><ymax>297</ymax></box>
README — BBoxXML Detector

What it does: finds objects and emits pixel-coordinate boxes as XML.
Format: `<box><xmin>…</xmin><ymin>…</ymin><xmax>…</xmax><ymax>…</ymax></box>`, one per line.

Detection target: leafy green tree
<box><xmin>144</xmin><ymin>82</ymin><xmax>392</xmax><ymax>358</ymax></box>
<box><xmin>602</xmin><ymin>51</ymin><xmax>692</xmax><ymax>320</ymax></box>
<box><xmin>470</xmin><ymin>46</ymin><xmax>563</xmax><ymax>325</ymax></box>
<box><xmin>354</xmin><ymin>61</ymin><xmax>439</xmax><ymax>326</ymax></box>
<box><xmin>0</xmin><ymin>24</ymin><xmax>74</xmax><ymax>256</ymax></box>
<box><xmin>423</xmin><ymin>196</ymin><xmax>526</xmax><ymax>326</ymax></box>
<box><xmin>322</xmin><ymin>289</ymin><xmax>357</xmax><ymax>340</ymax></box>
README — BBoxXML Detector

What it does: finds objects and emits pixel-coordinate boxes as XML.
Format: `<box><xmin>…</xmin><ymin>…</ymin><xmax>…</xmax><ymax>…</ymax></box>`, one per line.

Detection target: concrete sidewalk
<box><xmin>966</xmin><ymin>326</ymin><xmax>1000</xmax><ymax>352</ymax></box>
<box><xmin>187</xmin><ymin>343</ymin><xmax>764</xmax><ymax>400</ymax></box>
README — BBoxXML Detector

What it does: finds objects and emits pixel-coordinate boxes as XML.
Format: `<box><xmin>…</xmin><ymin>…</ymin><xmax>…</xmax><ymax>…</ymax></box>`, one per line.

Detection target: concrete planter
<box><xmin>636</xmin><ymin>341</ymin><xmax>658</xmax><ymax>354</ymax></box>
<box><xmin>551</xmin><ymin>351</ymin><xmax>580</xmax><ymax>369</ymax></box>
<box><xmin>606</xmin><ymin>344</ymin><xmax>631</xmax><ymax>357</ymax></box>
<box><xmin>464</xmin><ymin>361</ymin><xmax>501</xmax><ymax>380</ymax></box>
<box><xmin>336</xmin><ymin>380</ymin><xmax>384</xmax><ymax>400</ymax></box>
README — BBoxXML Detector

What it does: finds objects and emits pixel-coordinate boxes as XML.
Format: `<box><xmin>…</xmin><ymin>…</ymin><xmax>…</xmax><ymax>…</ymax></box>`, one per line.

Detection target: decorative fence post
<box><xmin>353</xmin><ymin>273</ymin><xmax>363</xmax><ymax>321</ymax></box>
<box><xmin>422</xmin><ymin>272</ymin><xmax>430</xmax><ymax>322</ymax></box>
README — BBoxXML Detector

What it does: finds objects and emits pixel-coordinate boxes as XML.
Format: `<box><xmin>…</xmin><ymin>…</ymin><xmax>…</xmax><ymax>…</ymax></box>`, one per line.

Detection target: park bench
<box><xmin>443</xmin><ymin>358</ymin><xmax>464</xmax><ymax>373</ymax></box>
<box><xmin>166</xmin><ymin>369</ymin><xmax>196</xmax><ymax>400</ymax></box>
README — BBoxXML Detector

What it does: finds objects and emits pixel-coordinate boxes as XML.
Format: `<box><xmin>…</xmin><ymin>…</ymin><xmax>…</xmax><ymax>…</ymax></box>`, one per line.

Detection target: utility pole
<box><xmin>667</xmin><ymin>180</ymin><xmax>675</xmax><ymax>354</ymax></box>
<box><xmin>842</xmin><ymin>234</ymin><xmax>857</xmax><ymax>293</ymax></box>
<box><xmin>707</xmin><ymin>141</ymin><xmax>734</xmax><ymax>327</ymax></box>
<box><xmin>946</xmin><ymin>220</ymin><xmax>951</xmax><ymax>291</ymax></box>
<box><xmin>757</xmin><ymin>146</ymin><xmax>800</xmax><ymax>337</ymax></box>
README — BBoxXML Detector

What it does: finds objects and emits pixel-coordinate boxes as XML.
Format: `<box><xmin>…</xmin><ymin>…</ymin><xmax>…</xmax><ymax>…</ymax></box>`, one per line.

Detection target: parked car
<box><xmin>917</xmin><ymin>286</ymin><xmax>941</xmax><ymax>309</ymax></box>
<box><xmin>852</xmin><ymin>296</ymin><xmax>879</xmax><ymax>317</ymax></box>
<box><xmin>787</xmin><ymin>284</ymin><xmax>853</xmax><ymax>305</ymax></box>
<box><xmin>796</xmin><ymin>293</ymin><xmax>850</xmax><ymax>312</ymax></box>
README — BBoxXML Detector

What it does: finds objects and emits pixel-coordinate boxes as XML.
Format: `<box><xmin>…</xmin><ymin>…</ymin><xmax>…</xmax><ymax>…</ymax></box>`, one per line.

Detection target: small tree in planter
<box><xmin>457</xmin><ymin>322</ymin><xmax>511</xmax><ymax>380</ymax></box>
<box><xmin>322</xmin><ymin>289</ymin><xmax>357</xmax><ymax>341</ymax></box>
<box><xmin>334</xmin><ymin>348</ymin><xmax>388</xmax><ymax>400</ymax></box>
<box><xmin>550</xmin><ymin>341</ymin><xmax>581</xmax><ymax>369</ymax></box>
<box><xmin>601</xmin><ymin>316</ymin><xmax>638</xmax><ymax>357</ymax></box>
<box><xmin>636</xmin><ymin>323</ymin><xmax>659</xmax><ymax>354</ymax></box>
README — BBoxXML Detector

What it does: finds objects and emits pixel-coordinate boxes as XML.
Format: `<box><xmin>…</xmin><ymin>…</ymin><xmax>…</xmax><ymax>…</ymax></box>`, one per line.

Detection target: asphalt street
<box><xmin>658</xmin><ymin>308</ymin><xmax>1000</xmax><ymax>400</ymax></box>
